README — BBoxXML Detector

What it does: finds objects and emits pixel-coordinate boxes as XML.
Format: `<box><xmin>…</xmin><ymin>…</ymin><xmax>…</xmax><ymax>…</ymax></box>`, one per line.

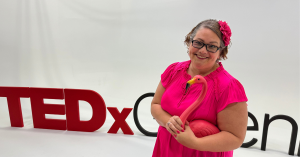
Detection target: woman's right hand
<box><xmin>151</xmin><ymin>81</ymin><xmax>183</xmax><ymax>136</ymax></box>
<box><xmin>165</xmin><ymin>116</ymin><xmax>184</xmax><ymax>137</ymax></box>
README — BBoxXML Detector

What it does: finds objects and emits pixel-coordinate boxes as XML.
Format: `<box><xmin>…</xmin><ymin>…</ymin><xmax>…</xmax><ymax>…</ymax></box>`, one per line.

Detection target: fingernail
<box><xmin>177</xmin><ymin>131</ymin><xmax>180</xmax><ymax>134</ymax></box>
<box><xmin>174</xmin><ymin>134</ymin><xmax>177</xmax><ymax>137</ymax></box>
<box><xmin>181</xmin><ymin>130</ymin><xmax>184</xmax><ymax>132</ymax></box>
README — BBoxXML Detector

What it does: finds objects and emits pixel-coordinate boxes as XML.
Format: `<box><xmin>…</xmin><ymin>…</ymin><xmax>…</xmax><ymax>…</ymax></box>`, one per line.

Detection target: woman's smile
<box><xmin>195</xmin><ymin>54</ymin><xmax>208</xmax><ymax>59</ymax></box>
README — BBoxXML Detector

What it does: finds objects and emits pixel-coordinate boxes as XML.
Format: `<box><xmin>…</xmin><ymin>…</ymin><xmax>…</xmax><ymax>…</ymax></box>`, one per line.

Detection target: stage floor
<box><xmin>0</xmin><ymin>125</ymin><xmax>297</xmax><ymax>157</ymax></box>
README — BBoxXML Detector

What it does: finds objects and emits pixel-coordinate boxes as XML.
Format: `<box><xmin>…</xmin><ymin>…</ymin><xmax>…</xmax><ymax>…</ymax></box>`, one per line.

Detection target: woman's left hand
<box><xmin>174</xmin><ymin>121</ymin><xmax>198</xmax><ymax>149</ymax></box>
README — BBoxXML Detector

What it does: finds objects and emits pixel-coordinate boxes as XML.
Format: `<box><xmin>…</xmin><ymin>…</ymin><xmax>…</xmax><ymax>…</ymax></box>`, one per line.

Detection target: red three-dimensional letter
<box><xmin>30</xmin><ymin>88</ymin><xmax>66</xmax><ymax>130</ymax></box>
<box><xmin>107</xmin><ymin>107</ymin><xmax>134</xmax><ymax>135</ymax></box>
<box><xmin>64</xmin><ymin>89</ymin><xmax>106</xmax><ymax>132</ymax></box>
<box><xmin>0</xmin><ymin>87</ymin><xmax>30</xmax><ymax>127</ymax></box>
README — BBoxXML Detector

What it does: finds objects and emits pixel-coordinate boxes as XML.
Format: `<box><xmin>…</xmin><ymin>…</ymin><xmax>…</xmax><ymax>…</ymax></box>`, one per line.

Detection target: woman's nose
<box><xmin>198</xmin><ymin>45</ymin><xmax>208</xmax><ymax>54</ymax></box>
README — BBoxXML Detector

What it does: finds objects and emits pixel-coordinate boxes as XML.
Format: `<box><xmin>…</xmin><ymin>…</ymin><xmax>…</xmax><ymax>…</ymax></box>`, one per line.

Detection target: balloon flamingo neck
<box><xmin>179</xmin><ymin>75</ymin><xmax>208</xmax><ymax>129</ymax></box>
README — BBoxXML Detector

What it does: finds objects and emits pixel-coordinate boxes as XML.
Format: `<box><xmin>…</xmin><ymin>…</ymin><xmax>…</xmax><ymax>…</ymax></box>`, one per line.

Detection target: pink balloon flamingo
<box><xmin>179</xmin><ymin>75</ymin><xmax>220</xmax><ymax>138</ymax></box>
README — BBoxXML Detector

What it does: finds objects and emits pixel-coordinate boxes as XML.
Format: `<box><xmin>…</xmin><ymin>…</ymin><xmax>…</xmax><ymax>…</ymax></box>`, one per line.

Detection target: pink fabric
<box><xmin>152</xmin><ymin>60</ymin><xmax>248</xmax><ymax>157</ymax></box>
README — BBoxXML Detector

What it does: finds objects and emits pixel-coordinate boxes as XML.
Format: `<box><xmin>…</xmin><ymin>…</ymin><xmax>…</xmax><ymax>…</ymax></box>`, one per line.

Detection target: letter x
<box><xmin>107</xmin><ymin>107</ymin><xmax>134</xmax><ymax>135</ymax></box>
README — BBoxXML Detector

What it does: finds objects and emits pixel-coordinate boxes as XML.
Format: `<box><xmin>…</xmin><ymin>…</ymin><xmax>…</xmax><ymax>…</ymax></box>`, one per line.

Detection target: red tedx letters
<box><xmin>0</xmin><ymin>87</ymin><xmax>134</xmax><ymax>135</ymax></box>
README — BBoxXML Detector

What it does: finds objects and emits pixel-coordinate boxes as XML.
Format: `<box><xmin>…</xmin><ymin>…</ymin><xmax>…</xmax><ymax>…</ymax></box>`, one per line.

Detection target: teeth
<box><xmin>196</xmin><ymin>55</ymin><xmax>206</xmax><ymax>59</ymax></box>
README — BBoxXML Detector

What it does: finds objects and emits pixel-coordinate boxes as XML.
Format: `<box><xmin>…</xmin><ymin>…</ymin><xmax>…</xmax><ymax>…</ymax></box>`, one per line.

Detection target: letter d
<box><xmin>64</xmin><ymin>89</ymin><xmax>106</xmax><ymax>132</ymax></box>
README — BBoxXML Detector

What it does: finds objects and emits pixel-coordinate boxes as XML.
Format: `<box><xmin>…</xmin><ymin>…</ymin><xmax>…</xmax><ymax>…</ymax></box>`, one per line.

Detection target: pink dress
<box><xmin>152</xmin><ymin>60</ymin><xmax>248</xmax><ymax>157</ymax></box>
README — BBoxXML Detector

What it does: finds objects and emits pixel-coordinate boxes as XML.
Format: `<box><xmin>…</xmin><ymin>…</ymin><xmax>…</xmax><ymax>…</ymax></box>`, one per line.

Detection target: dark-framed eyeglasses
<box><xmin>191</xmin><ymin>40</ymin><xmax>221</xmax><ymax>53</ymax></box>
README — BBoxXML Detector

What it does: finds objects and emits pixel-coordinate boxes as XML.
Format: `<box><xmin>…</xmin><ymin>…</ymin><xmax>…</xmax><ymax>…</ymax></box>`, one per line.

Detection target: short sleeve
<box><xmin>161</xmin><ymin>62</ymin><xmax>179</xmax><ymax>88</ymax></box>
<box><xmin>217</xmin><ymin>79</ymin><xmax>248</xmax><ymax>113</ymax></box>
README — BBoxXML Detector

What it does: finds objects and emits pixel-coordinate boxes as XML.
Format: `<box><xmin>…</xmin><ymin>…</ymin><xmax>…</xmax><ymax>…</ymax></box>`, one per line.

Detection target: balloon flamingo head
<box><xmin>185</xmin><ymin>75</ymin><xmax>207</xmax><ymax>92</ymax></box>
<box><xmin>181</xmin><ymin>75</ymin><xmax>208</xmax><ymax>128</ymax></box>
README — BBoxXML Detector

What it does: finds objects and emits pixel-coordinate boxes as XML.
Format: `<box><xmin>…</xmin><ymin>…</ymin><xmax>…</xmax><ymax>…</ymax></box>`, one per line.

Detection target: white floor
<box><xmin>0</xmin><ymin>125</ymin><xmax>298</xmax><ymax>157</ymax></box>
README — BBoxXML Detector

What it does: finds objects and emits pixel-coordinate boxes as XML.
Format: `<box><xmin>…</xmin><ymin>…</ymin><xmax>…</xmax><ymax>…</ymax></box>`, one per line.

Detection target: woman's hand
<box><xmin>174</xmin><ymin>121</ymin><xmax>197</xmax><ymax>149</ymax></box>
<box><xmin>165</xmin><ymin>116</ymin><xmax>184</xmax><ymax>137</ymax></box>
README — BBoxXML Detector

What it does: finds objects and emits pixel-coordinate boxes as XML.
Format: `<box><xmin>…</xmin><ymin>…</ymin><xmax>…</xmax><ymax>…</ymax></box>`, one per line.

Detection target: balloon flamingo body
<box><xmin>179</xmin><ymin>75</ymin><xmax>220</xmax><ymax>138</ymax></box>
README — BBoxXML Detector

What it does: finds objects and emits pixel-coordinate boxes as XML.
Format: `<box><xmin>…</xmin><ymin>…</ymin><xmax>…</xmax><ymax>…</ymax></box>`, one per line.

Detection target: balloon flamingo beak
<box><xmin>186</xmin><ymin>78</ymin><xmax>196</xmax><ymax>91</ymax></box>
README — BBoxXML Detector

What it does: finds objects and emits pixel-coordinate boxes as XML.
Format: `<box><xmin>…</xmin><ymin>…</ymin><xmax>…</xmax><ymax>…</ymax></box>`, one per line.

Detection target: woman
<box><xmin>151</xmin><ymin>19</ymin><xmax>248</xmax><ymax>157</ymax></box>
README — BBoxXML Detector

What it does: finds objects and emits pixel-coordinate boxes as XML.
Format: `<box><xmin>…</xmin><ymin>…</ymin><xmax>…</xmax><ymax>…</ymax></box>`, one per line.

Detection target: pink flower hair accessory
<box><xmin>218</xmin><ymin>20</ymin><xmax>232</xmax><ymax>47</ymax></box>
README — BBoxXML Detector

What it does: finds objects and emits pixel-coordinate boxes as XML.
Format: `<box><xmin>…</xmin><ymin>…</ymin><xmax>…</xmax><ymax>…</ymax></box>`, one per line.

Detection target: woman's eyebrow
<box><xmin>196</xmin><ymin>38</ymin><xmax>218</xmax><ymax>44</ymax></box>
<box><xmin>195</xmin><ymin>38</ymin><xmax>204</xmax><ymax>41</ymax></box>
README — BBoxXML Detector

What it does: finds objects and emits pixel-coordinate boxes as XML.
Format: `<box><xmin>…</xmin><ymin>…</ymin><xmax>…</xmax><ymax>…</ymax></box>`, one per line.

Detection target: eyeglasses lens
<box><xmin>207</xmin><ymin>45</ymin><xmax>218</xmax><ymax>52</ymax></box>
<box><xmin>193</xmin><ymin>41</ymin><xmax>218</xmax><ymax>53</ymax></box>
<box><xmin>193</xmin><ymin>41</ymin><xmax>204</xmax><ymax>49</ymax></box>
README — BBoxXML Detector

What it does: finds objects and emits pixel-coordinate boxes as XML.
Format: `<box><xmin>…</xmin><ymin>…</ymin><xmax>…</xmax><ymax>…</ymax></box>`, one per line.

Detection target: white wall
<box><xmin>0</xmin><ymin>0</ymin><xmax>299</xmax><ymax>156</ymax></box>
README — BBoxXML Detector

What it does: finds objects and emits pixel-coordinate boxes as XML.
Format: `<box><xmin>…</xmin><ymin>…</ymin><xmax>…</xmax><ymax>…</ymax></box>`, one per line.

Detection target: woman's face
<box><xmin>188</xmin><ymin>27</ymin><xmax>221</xmax><ymax>71</ymax></box>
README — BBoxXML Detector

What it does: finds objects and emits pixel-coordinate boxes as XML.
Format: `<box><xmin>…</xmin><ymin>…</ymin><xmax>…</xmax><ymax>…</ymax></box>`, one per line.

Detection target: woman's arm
<box><xmin>151</xmin><ymin>81</ymin><xmax>171</xmax><ymax>127</ymax></box>
<box><xmin>175</xmin><ymin>102</ymin><xmax>248</xmax><ymax>152</ymax></box>
<box><xmin>151</xmin><ymin>81</ymin><xmax>185</xmax><ymax>135</ymax></box>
